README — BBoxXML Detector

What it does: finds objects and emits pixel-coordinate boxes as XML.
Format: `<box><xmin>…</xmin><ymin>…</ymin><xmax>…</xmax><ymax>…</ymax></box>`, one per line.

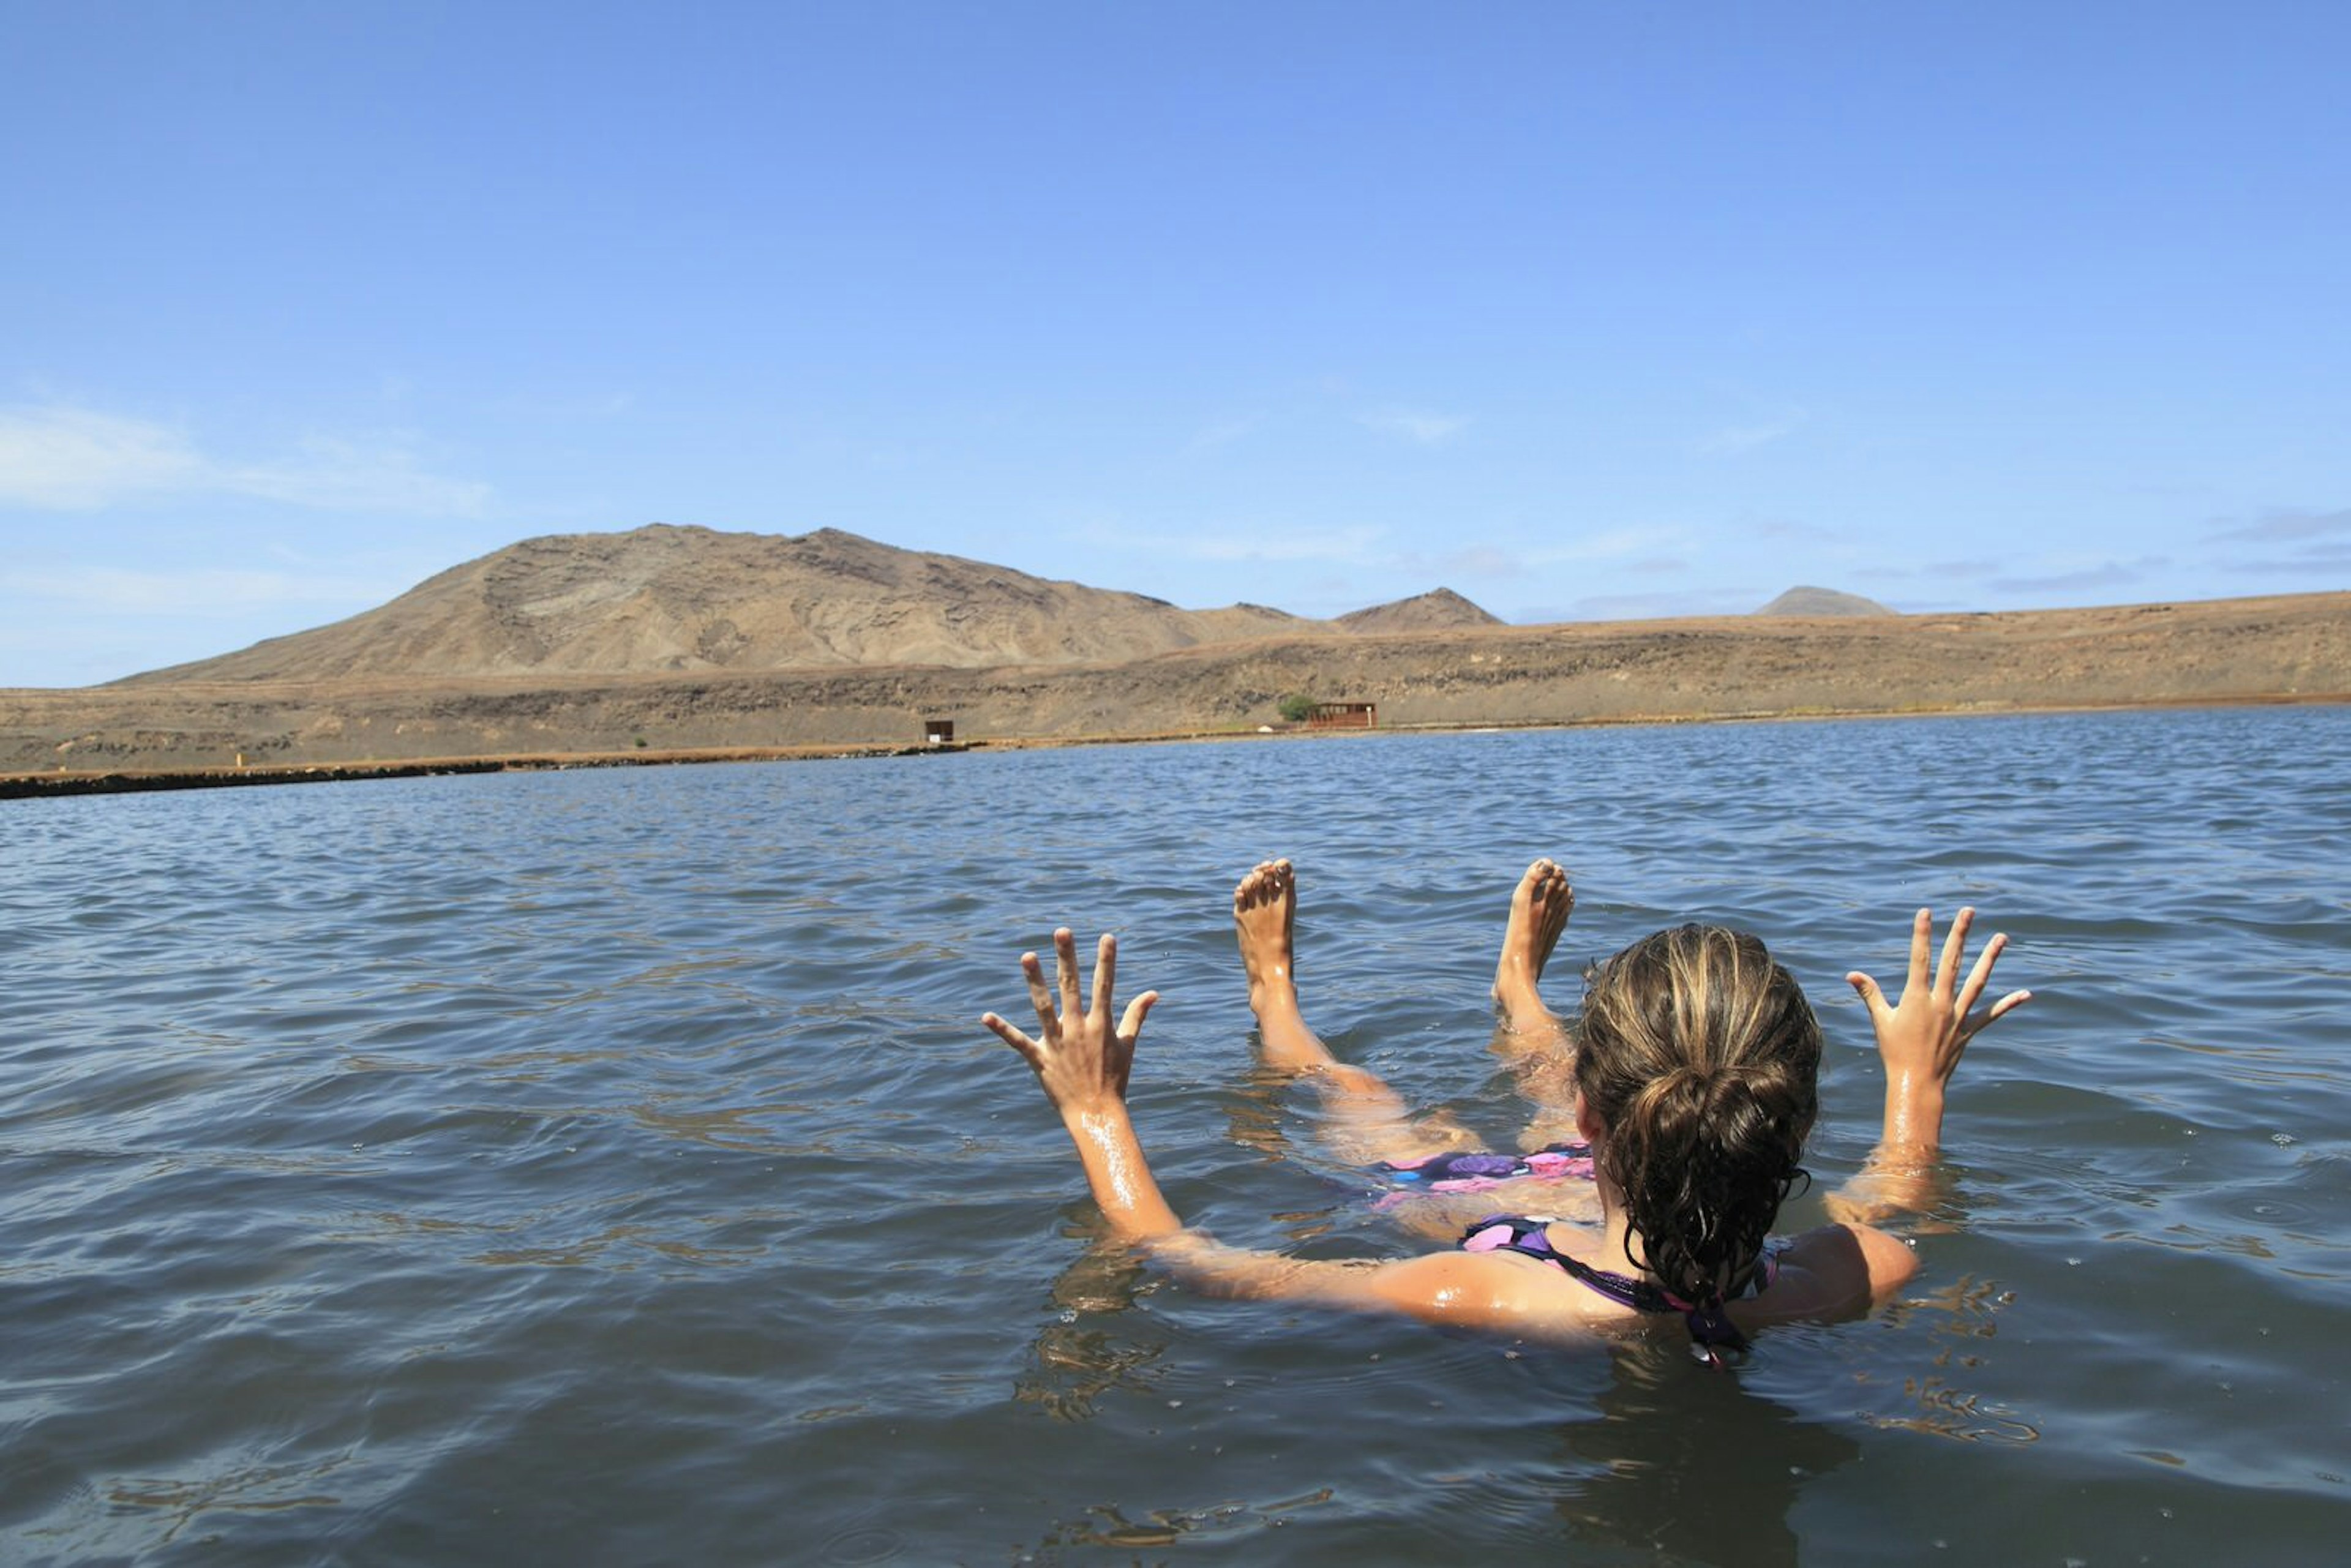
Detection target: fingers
<box><xmin>1847</xmin><ymin>970</ymin><xmax>1893</xmax><ymax>1027</ymax></box>
<box><xmin>981</xmin><ymin>1011</ymin><xmax>1043</xmax><ymax>1068</ymax></box>
<box><xmin>1020</xmin><ymin>950</ymin><xmax>1056</xmax><ymax>1031</ymax></box>
<box><xmin>1905</xmin><ymin>908</ymin><xmax>1933</xmax><ymax>998</ymax></box>
<box><xmin>1953</xmin><ymin>929</ymin><xmax>2006</xmax><ymax>1018</ymax></box>
<box><xmin>1968</xmin><ymin>989</ymin><xmax>2033</xmax><ymax>1034</ymax></box>
<box><xmin>1955</xmin><ymin>982</ymin><xmax>2031</xmax><ymax>1043</ymax></box>
<box><xmin>1119</xmin><ymin>989</ymin><xmax>1159</xmax><ymax>1041</ymax></box>
<box><xmin>1053</xmin><ymin>928</ymin><xmax>1081</xmax><ymax>1022</ymax></box>
<box><xmin>1014</xmin><ymin>927</ymin><xmax>1132</xmax><ymax>1036</ymax></box>
<box><xmin>1935</xmin><ymin>906</ymin><xmax>1976</xmax><ymax>996</ymax></box>
<box><xmin>1091</xmin><ymin>932</ymin><xmax>1118</xmax><ymax>1022</ymax></box>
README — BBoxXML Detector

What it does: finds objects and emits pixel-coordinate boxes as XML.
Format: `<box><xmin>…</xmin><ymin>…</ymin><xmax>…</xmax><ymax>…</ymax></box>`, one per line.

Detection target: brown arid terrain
<box><xmin>116</xmin><ymin>524</ymin><xmax>1370</xmax><ymax>681</ymax></box>
<box><xmin>2</xmin><ymin>525</ymin><xmax>2346</xmax><ymax>795</ymax></box>
<box><xmin>1755</xmin><ymin>585</ymin><xmax>1897</xmax><ymax>617</ymax></box>
<box><xmin>1334</xmin><ymin>587</ymin><xmax>1505</xmax><ymax>634</ymax></box>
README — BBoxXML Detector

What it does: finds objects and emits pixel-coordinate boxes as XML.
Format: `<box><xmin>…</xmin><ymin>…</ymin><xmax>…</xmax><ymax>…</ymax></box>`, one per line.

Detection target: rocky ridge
<box><xmin>1755</xmin><ymin>586</ymin><xmax>1896</xmax><ymax>617</ymax></box>
<box><xmin>116</xmin><ymin>525</ymin><xmax>1501</xmax><ymax>684</ymax></box>
<box><xmin>11</xmin><ymin>527</ymin><xmax>2345</xmax><ymax>778</ymax></box>
<box><xmin>1335</xmin><ymin>588</ymin><xmax>1504</xmax><ymax>634</ymax></box>
<box><xmin>10</xmin><ymin>591</ymin><xmax>2346</xmax><ymax>776</ymax></box>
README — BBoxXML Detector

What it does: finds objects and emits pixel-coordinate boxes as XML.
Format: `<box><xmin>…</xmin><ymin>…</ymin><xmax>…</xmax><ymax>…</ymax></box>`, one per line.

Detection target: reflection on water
<box><xmin>1867</xmin><ymin>1277</ymin><xmax>2041</xmax><ymax>1446</ymax></box>
<box><xmin>1015</xmin><ymin>1236</ymin><xmax>1165</xmax><ymax>1424</ymax></box>
<box><xmin>105</xmin><ymin>1463</ymin><xmax>345</xmax><ymax>1551</ymax></box>
<box><xmin>1554</xmin><ymin>1345</ymin><xmax>1864</xmax><ymax>1567</ymax></box>
<box><xmin>4</xmin><ymin>708</ymin><xmax>2350</xmax><ymax>1561</ymax></box>
<box><xmin>1027</xmin><ymin>1487</ymin><xmax>1339</xmax><ymax>1560</ymax></box>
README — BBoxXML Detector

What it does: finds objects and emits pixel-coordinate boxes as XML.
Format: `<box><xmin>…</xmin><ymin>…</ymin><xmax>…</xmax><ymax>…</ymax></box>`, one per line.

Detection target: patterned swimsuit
<box><xmin>1460</xmin><ymin>1214</ymin><xmax>1787</xmax><ymax>1365</ymax></box>
<box><xmin>1380</xmin><ymin>1142</ymin><xmax>1785</xmax><ymax>1362</ymax></box>
<box><xmin>1371</xmin><ymin>1142</ymin><xmax>1596</xmax><ymax>1209</ymax></box>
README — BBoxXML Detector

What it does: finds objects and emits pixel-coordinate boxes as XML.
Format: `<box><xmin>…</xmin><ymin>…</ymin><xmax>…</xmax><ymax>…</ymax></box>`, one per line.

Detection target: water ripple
<box><xmin>6</xmin><ymin>707</ymin><xmax>2350</xmax><ymax>1561</ymax></box>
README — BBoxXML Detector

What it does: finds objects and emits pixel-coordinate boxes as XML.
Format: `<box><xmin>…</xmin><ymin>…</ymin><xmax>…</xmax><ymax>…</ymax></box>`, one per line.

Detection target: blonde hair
<box><xmin>1575</xmin><ymin>925</ymin><xmax>1821</xmax><ymax>1306</ymax></box>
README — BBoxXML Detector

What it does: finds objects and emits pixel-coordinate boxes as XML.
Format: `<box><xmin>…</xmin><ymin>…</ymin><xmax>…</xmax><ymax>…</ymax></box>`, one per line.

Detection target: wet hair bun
<box><xmin>1575</xmin><ymin>925</ymin><xmax>1823</xmax><ymax>1302</ymax></box>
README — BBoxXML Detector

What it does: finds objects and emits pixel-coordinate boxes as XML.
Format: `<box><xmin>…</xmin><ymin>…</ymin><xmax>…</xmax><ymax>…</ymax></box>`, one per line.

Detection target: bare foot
<box><xmin>1234</xmin><ymin>857</ymin><xmax>1476</xmax><ymax>1160</ymax></box>
<box><xmin>1234</xmin><ymin>858</ymin><xmax>1299</xmax><ymax>1011</ymax></box>
<box><xmin>1233</xmin><ymin>858</ymin><xmax>1332</xmax><ymax>1075</ymax></box>
<box><xmin>1493</xmin><ymin>858</ymin><xmax>1573</xmax><ymax>1038</ymax></box>
<box><xmin>1491</xmin><ymin>858</ymin><xmax>1580</xmax><ymax>1143</ymax></box>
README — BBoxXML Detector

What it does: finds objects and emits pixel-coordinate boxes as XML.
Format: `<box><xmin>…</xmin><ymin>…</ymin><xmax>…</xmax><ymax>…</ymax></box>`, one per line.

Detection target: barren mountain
<box><xmin>117</xmin><ymin>525</ymin><xmax>1334</xmax><ymax>683</ymax></box>
<box><xmin>1756</xmin><ymin>586</ymin><xmax>1896</xmax><ymax>617</ymax></box>
<box><xmin>34</xmin><ymin>527</ymin><xmax>2344</xmax><ymax>785</ymax></box>
<box><xmin>1335</xmin><ymin>588</ymin><xmax>1502</xmax><ymax>634</ymax></box>
<box><xmin>13</xmin><ymin>591</ymin><xmax>2347</xmax><ymax>781</ymax></box>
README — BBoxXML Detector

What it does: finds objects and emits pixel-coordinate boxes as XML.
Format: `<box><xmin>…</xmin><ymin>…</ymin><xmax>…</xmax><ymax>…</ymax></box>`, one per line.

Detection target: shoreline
<box><xmin>7</xmin><ymin>691</ymin><xmax>2342</xmax><ymax>802</ymax></box>
<box><xmin>7</xmin><ymin>590</ymin><xmax>2345</xmax><ymax>793</ymax></box>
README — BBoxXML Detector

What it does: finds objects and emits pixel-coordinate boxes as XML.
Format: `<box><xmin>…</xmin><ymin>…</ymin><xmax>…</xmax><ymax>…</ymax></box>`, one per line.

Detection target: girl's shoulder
<box><xmin>1743</xmin><ymin>1221</ymin><xmax>1919</xmax><ymax>1324</ymax></box>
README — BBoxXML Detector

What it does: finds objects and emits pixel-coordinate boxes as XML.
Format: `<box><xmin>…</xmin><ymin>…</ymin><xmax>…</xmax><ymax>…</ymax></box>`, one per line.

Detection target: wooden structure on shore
<box><xmin>1305</xmin><ymin>701</ymin><xmax>1377</xmax><ymax>730</ymax></box>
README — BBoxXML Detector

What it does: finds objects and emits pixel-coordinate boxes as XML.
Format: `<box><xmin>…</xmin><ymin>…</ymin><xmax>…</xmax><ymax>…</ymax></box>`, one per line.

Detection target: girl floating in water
<box><xmin>982</xmin><ymin>859</ymin><xmax>2030</xmax><ymax>1361</ymax></box>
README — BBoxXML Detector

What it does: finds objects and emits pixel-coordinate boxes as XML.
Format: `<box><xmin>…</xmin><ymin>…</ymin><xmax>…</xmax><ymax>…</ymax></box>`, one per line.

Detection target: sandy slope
<box><xmin>114</xmin><ymin>524</ymin><xmax>1347</xmax><ymax>681</ymax></box>
<box><xmin>7</xmin><ymin>592</ymin><xmax>2345</xmax><ymax>778</ymax></box>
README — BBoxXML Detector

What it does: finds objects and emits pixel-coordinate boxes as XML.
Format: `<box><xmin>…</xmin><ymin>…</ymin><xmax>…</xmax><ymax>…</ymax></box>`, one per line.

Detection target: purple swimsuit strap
<box><xmin>1460</xmin><ymin>1215</ymin><xmax>1779</xmax><ymax>1364</ymax></box>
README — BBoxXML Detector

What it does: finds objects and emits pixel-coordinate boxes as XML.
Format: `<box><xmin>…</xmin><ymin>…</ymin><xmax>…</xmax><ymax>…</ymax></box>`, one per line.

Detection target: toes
<box><xmin>1234</xmin><ymin>858</ymin><xmax>1297</xmax><ymax>915</ymax></box>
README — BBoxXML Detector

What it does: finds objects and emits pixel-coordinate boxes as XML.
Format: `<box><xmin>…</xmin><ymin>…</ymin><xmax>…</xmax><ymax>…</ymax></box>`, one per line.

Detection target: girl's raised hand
<box><xmin>983</xmin><ymin>928</ymin><xmax>1160</xmax><ymax>1119</ymax></box>
<box><xmin>1847</xmin><ymin>906</ymin><xmax>2031</xmax><ymax>1092</ymax></box>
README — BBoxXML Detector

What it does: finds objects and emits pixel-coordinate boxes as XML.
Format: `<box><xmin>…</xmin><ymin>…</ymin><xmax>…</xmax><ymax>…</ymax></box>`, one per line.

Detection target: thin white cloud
<box><xmin>1180</xmin><ymin>525</ymin><xmax>1386</xmax><ymax>563</ymax></box>
<box><xmin>1752</xmin><ymin>515</ymin><xmax>1843</xmax><ymax>542</ymax></box>
<box><xmin>2224</xmin><ymin>547</ymin><xmax>2351</xmax><ymax>575</ymax></box>
<box><xmin>1183</xmin><ymin>415</ymin><xmax>1261</xmax><ymax>453</ymax></box>
<box><xmin>1075</xmin><ymin>516</ymin><xmax>1386</xmax><ymax>566</ymax></box>
<box><xmin>1</xmin><ymin>565</ymin><xmax>408</xmax><ymax>619</ymax></box>
<box><xmin>1873</xmin><ymin>557</ymin><xmax>2001</xmax><ymax>582</ymax></box>
<box><xmin>222</xmin><ymin>436</ymin><xmax>489</xmax><ymax>514</ymax></box>
<box><xmin>1881</xmin><ymin>552</ymin><xmax>2167</xmax><ymax>596</ymax></box>
<box><xmin>1427</xmin><ymin>545</ymin><xmax>1520</xmax><ymax>577</ymax></box>
<box><xmin>0</xmin><ymin>406</ymin><xmax>201</xmax><ymax>507</ymax></box>
<box><xmin>2194</xmin><ymin>506</ymin><xmax>2351</xmax><ymax>583</ymax></box>
<box><xmin>0</xmin><ymin>403</ymin><xmax>489</xmax><ymax>515</ymax></box>
<box><xmin>2208</xmin><ymin>506</ymin><xmax>2351</xmax><ymax>544</ymax></box>
<box><xmin>1359</xmin><ymin>407</ymin><xmax>1469</xmax><ymax>446</ymax></box>
<box><xmin>1984</xmin><ymin>555</ymin><xmax>2169</xmax><ymax>595</ymax></box>
<box><xmin>1698</xmin><ymin>409</ymin><xmax>1807</xmax><ymax>456</ymax></box>
<box><xmin>1389</xmin><ymin>527</ymin><xmax>1693</xmax><ymax>590</ymax></box>
<box><xmin>1524</xmin><ymin>525</ymin><xmax>1691</xmax><ymax>565</ymax></box>
<box><xmin>1516</xmin><ymin>588</ymin><xmax>1758</xmax><ymax>623</ymax></box>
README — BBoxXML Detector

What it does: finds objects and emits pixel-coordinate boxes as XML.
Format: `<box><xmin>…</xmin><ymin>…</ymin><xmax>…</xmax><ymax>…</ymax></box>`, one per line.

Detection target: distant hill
<box><xmin>118</xmin><ymin>525</ymin><xmax>1340</xmax><ymax>683</ymax></box>
<box><xmin>1755</xmin><ymin>586</ymin><xmax>1896</xmax><ymax>617</ymax></box>
<box><xmin>24</xmin><ymin>590</ymin><xmax>2348</xmax><ymax>777</ymax></box>
<box><xmin>1335</xmin><ymin>588</ymin><xmax>1502</xmax><ymax>634</ymax></box>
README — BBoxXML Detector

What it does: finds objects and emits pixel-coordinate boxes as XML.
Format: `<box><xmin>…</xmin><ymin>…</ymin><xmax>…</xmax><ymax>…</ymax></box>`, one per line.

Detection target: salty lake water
<box><xmin>4</xmin><ymin>707</ymin><xmax>2347</xmax><ymax>1565</ymax></box>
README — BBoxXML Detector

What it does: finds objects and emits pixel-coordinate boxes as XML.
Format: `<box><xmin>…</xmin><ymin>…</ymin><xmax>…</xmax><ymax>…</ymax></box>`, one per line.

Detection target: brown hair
<box><xmin>1574</xmin><ymin>925</ymin><xmax>1821</xmax><ymax>1307</ymax></box>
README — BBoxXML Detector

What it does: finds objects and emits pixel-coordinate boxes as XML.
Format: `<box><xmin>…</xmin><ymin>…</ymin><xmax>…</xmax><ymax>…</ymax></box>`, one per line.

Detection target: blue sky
<box><xmin>4</xmin><ymin>2</ymin><xmax>2347</xmax><ymax>688</ymax></box>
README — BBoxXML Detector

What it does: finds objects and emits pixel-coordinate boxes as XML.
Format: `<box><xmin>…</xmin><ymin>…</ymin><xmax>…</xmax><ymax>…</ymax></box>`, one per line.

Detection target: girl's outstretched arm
<box><xmin>983</xmin><ymin>926</ymin><xmax>1179</xmax><ymax>1239</ymax></box>
<box><xmin>1828</xmin><ymin>906</ymin><xmax>2031</xmax><ymax>1223</ymax></box>
<box><xmin>983</xmin><ymin>928</ymin><xmax>1592</xmax><ymax>1337</ymax></box>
